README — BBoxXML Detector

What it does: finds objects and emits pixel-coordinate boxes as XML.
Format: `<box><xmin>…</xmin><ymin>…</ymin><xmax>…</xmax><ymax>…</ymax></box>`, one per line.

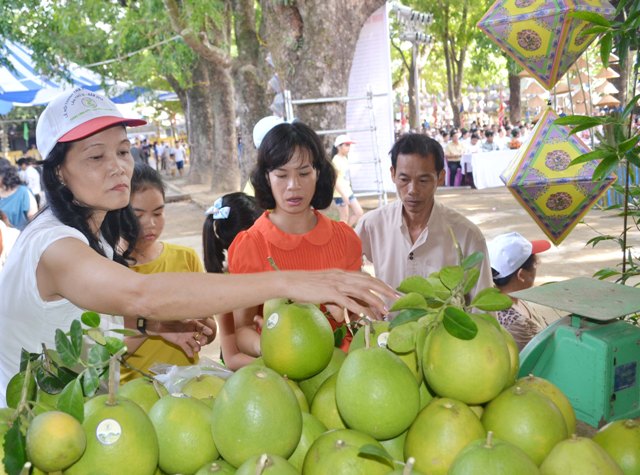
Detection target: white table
<box><xmin>458</xmin><ymin>150</ymin><xmax>518</xmax><ymax>189</ymax></box>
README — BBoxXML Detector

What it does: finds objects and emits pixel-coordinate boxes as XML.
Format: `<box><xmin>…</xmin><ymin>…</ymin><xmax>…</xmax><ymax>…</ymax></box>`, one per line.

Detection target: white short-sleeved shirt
<box><xmin>0</xmin><ymin>209</ymin><xmax>122</xmax><ymax>406</ymax></box>
<box><xmin>355</xmin><ymin>199</ymin><xmax>493</xmax><ymax>296</ymax></box>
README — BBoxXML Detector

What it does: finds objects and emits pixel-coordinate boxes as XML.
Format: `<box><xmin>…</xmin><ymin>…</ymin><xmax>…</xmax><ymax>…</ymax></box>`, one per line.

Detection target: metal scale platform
<box><xmin>512</xmin><ymin>277</ymin><xmax>640</xmax><ymax>428</ymax></box>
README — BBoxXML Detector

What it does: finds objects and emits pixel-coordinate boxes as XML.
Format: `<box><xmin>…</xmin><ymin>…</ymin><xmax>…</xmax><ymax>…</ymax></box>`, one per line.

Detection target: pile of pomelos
<box><xmin>2</xmin><ymin>271</ymin><xmax>639</xmax><ymax>475</ymax></box>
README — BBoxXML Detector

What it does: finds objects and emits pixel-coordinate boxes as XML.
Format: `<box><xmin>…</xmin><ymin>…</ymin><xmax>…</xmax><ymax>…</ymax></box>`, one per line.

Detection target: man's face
<box><xmin>391</xmin><ymin>153</ymin><xmax>445</xmax><ymax>216</ymax></box>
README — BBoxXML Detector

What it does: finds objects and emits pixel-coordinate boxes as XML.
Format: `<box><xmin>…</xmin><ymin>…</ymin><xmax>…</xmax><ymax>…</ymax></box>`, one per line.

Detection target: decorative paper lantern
<box><xmin>478</xmin><ymin>0</ymin><xmax>615</xmax><ymax>90</ymax></box>
<box><xmin>501</xmin><ymin>108</ymin><xmax>616</xmax><ymax>244</ymax></box>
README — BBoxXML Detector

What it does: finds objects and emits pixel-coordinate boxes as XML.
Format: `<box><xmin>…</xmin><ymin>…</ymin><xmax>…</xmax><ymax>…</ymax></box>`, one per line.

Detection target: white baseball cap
<box><xmin>488</xmin><ymin>232</ymin><xmax>551</xmax><ymax>279</ymax></box>
<box><xmin>36</xmin><ymin>88</ymin><xmax>147</xmax><ymax>160</ymax></box>
<box><xmin>253</xmin><ymin>115</ymin><xmax>285</xmax><ymax>148</ymax></box>
<box><xmin>334</xmin><ymin>134</ymin><xmax>356</xmax><ymax>147</ymax></box>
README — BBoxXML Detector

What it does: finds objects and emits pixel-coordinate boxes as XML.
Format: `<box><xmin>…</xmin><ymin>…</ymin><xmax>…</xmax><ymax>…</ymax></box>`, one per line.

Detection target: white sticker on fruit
<box><xmin>96</xmin><ymin>419</ymin><xmax>122</xmax><ymax>445</ymax></box>
<box><xmin>266</xmin><ymin>313</ymin><xmax>279</xmax><ymax>329</ymax></box>
<box><xmin>377</xmin><ymin>332</ymin><xmax>390</xmax><ymax>348</ymax></box>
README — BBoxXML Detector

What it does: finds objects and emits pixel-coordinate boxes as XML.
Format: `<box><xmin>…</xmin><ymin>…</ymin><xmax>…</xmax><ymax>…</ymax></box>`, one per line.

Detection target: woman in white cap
<box><xmin>488</xmin><ymin>231</ymin><xmax>551</xmax><ymax>350</ymax></box>
<box><xmin>0</xmin><ymin>89</ymin><xmax>395</xmax><ymax>405</ymax></box>
<box><xmin>331</xmin><ymin>134</ymin><xmax>363</xmax><ymax>226</ymax></box>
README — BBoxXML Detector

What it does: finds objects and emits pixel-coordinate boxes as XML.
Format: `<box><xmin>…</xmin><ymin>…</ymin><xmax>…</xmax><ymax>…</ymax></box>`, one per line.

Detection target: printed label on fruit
<box><xmin>377</xmin><ymin>332</ymin><xmax>389</xmax><ymax>348</ymax></box>
<box><xmin>266</xmin><ymin>313</ymin><xmax>279</xmax><ymax>329</ymax></box>
<box><xmin>96</xmin><ymin>418</ymin><xmax>122</xmax><ymax>445</ymax></box>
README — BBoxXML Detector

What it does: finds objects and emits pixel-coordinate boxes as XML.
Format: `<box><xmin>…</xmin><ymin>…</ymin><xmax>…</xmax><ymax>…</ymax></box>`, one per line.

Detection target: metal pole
<box><xmin>413</xmin><ymin>41</ymin><xmax>420</xmax><ymax>130</ymax></box>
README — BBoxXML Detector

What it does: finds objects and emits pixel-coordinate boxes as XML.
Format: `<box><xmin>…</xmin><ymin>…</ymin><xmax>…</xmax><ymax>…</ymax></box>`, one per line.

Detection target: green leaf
<box><xmin>442</xmin><ymin>307</ymin><xmax>478</xmax><ymax>340</ymax></box>
<box><xmin>19</xmin><ymin>349</ymin><xmax>40</xmax><ymax>373</ymax></box>
<box><xmin>396</xmin><ymin>275</ymin><xmax>435</xmax><ymax>298</ymax></box>
<box><xmin>470</xmin><ymin>287</ymin><xmax>514</xmax><ymax>311</ymax></box>
<box><xmin>357</xmin><ymin>444</ymin><xmax>394</xmax><ymax>465</ymax></box>
<box><xmin>55</xmin><ymin>329</ymin><xmax>80</xmax><ymax>367</ymax></box>
<box><xmin>390</xmin><ymin>292</ymin><xmax>428</xmax><ymax>311</ymax></box>
<box><xmin>463</xmin><ymin>268</ymin><xmax>480</xmax><ymax>295</ymax></box>
<box><xmin>593</xmin><ymin>268</ymin><xmax>621</xmax><ymax>279</ymax></box>
<box><xmin>600</xmin><ymin>33</ymin><xmax>613</xmax><ymax>66</ymax></box>
<box><xmin>57</xmin><ymin>379</ymin><xmax>85</xmax><ymax>422</ymax></box>
<box><xmin>621</xmin><ymin>94</ymin><xmax>640</xmax><ymax>119</ymax></box>
<box><xmin>439</xmin><ymin>266</ymin><xmax>465</xmax><ymax>290</ymax></box>
<box><xmin>568</xmin><ymin>10</ymin><xmax>612</xmax><ymax>27</ymax></box>
<box><xmin>105</xmin><ymin>336</ymin><xmax>126</xmax><ymax>355</ymax></box>
<box><xmin>69</xmin><ymin>319</ymin><xmax>83</xmax><ymax>359</ymax></box>
<box><xmin>81</xmin><ymin>367</ymin><xmax>101</xmax><ymax>397</ymax></box>
<box><xmin>593</xmin><ymin>155</ymin><xmax>619</xmax><ymax>181</ymax></box>
<box><xmin>387</xmin><ymin>321</ymin><xmax>418</xmax><ymax>353</ymax></box>
<box><xmin>3</xmin><ymin>415</ymin><xmax>26</xmax><ymax>475</ymax></box>
<box><xmin>109</xmin><ymin>328</ymin><xmax>138</xmax><ymax>337</ymax></box>
<box><xmin>87</xmin><ymin>328</ymin><xmax>106</xmax><ymax>345</ymax></box>
<box><xmin>618</xmin><ymin>135</ymin><xmax>640</xmax><ymax>154</ymax></box>
<box><xmin>34</xmin><ymin>366</ymin><xmax>66</xmax><ymax>394</ymax></box>
<box><xmin>461</xmin><ymin>251</ymin><xmax>485</xmax><ymax>270</ymax></box>
<box><xmin>333</xmin><ymin>325</ymin><xmax>347</xmax><ymax>348</ymax></box>
<box><xmin>88</xmin><ymin>343</ymin><xmax>111</xmax><ymax>367</ymax></box>
<box><xmin>568</xmin><ymin>123</ymin><xmax>602</xmax><ymax>136</ymax></box>
<box><xmin>554</xmin><ymin>115</ymin><xmax>602</xmax><ymax>127</ymax></box>
<box><xmin>388</xmin><ymin>309</ymin><xmax>429</xmax><ymax>330</ymax></box>
<box><xmin>570</xmin><ymin>150</ymin><xmax>614</xmax><ymax>166</ymax></box>
<box><xmin>581</xmin><ymin>25</ymin><xmax>609</xmax><ymax>36</ymax></box>
<box><xmin>81</xmin><ymin>311</ymin><xmax>101</xmax><ymax>328</ymax></box>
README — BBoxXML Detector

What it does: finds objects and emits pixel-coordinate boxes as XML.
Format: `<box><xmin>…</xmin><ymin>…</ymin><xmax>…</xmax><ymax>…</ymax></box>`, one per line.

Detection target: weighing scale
<box><xmin>512</xmin><ymin>277</ymin><xmax>640</xmax><ymax>428</ymax></box>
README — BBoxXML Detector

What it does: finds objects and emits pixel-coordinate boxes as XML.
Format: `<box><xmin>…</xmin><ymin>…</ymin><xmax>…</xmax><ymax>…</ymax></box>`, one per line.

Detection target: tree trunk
<box><xmin>260</xmin><ymin>0</ymin><xmax>385</xmax><ymax>146</ymax></box>
<box><xmin>508</xmin><ymin>72</ymin><xmax>521</xmax><ymax>125</ymax></box>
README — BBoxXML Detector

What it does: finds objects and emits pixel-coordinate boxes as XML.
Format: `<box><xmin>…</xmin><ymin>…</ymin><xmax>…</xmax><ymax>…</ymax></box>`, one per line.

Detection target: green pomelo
<box><xmin>26</xmin><ymin>410</ymin><xmax>86</xmax><ymax>473</ymax></box>
<box><xmin>349</xmin><ymin>321</ymin><xmax>390</xmax><ymax>352</ymax></box>
<box><xmin>303</xmin><ymin>429</ymin><xmax>392</xmax><ymax>475</ymax></box>
<box><xmin>83</xmin><ymin>394</ymin><xmax>129</xmax><ymax>419</ymax></box>
<box><xmin>481</xmin><ymin>386</ymin><xmax>568</xmax><ymax>466</ymax></box>
<box><xmin>182</xmin><ymin>374</ymin><xmax>226</xmax><ymax>400</ymax></box>
<box><xmin>118</xmin><ymin>378</ymin><xmax>167</xmax><ymax>414</ymax></box>
<box><xmin>500</xmin><ymin>326</ymin><xmax>520</xmax><ymax>387</ymax></box>
<box><xmin>418</xmin><ymin>382</ymin><xmax>435</xmax><ymax>410</ymax></box>
<box><xmin>310</xmin><ymin>373</ymin><xmax>347</xmax><ymax>430</ymax></box>
<box><xmin>380</xmin><ymin>430</ymin><xmax>407</xmax><ymax>462</ymax></box>
<box><xmin>285</xmin><ymin>378</ymin><xmax>309</xmax><ymax>413</ymax></box>
<box><xmin>211</xmin><ymin>365</ymin><xmax>302</xmax><ymax>468</ymax></box>
<box><xmin>149</xmin><ymin>394</ymin><xmax>219</xmax><ymax>474</ymax></box>
<box><xmin>593</xmin><ymin>418</ymin><xmax>640</xmax><ymax>475</ymax></box>
<box><xmin>336</xmin><ymin>347</ymin><xmax>420</xmax><ymax>440</ymax></box>
<box><xmin>194</xmin><ymin>460</ymin><xmax>236</xmax><ymax>474</ymax></box>
<box><xmin>288</xmin><ymin>412</ymin><xmax>327</xmax><ymax>471</ymax></box>
<box><xmin>65</xmin><ymin>397</ymin><xmax>158</xmax><ymax>475</ymax></box>
<box><xmin>236</xmin><ymin>454</ymin><xmax>298</xmax><ymax>475</ymax></box>
<box><xmin>515</xmin><ymin>375</ymin><xmax>577</xmax><ymax>436</ymax></box>
<box><xmin>263</xmin><ymin>297</ymin><xmax>290</xmax><ymax>317</ymax></box>
<box><xmin>423</xmin><ymin>316</ymin><xmax>511</xmax><ymax>404</ymax></box>
<box><xmin>449</xmin><ymin>431</ymin><xmax>540</xmax><ymax>475</ymax></box>
<box><xmin>6</xmin><ymin>371</ymin><xmax>36</xmax><ymax>408</ymax></box>
<box><xmin>298</xmin><ymin>348</ymin><xmax>346</xmax><ymax>406</ymax></box>
<box><xmin>261</xmin><ymin>302</ymin><xmax>334</xmax><ymax>380</ymax></box>
<box><xmin>540</xmin><ymin>435</ymin><xmax>623</xmax><ymax>475</ymax></box>
<box><xmin>405</xmin><ymin>397</ymin><xmax>486</xmax><ymax>475</ymax></box>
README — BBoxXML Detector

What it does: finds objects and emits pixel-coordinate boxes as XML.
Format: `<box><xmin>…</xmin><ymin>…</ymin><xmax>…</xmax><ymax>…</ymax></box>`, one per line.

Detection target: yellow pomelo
<box><xmin>65</xmin><ymin>397</ymin><xmax>158</xmax><ymax>475</ymax></box>
<box><xmin>149</xmin><ymin>395</ymin><xmax>219</xmax><ymax>474</ymax></box>
<box><xmin>516</xmin><ymin>375</ymin><xmax>576</xmax><ymax>436</ymax></box>
<box><xmin>26</xmin><ymin>411</ymin><xmax>86</xmax><ymax>472</ymax></box>
<box><xmin>285</xmin><ymin>378</ymin><xmax>309</xmax><ymax>413</ymax></box>
<box><xmin>6</xmin><ymin>371</ymin><xmax>36</xmax><ymax>408</ymax></box>
<box><xmin>261</xmin><ymin>301</ymin><xmax>334</xmax><ymax>380</ymax></box>
<box><xmin>118</xmin><ymin>377</ymin><xmax>167</xmax><ymax>414</ymax></box>
<box><xmin>309</xmin><ymin>373</ymin><xmax>346</xmax><ymax>430</ymax></box>
<box><xmin>423</xmin><ymin>316</ymin><xmax>511</xmax><ymax>404</ymax></box>
<box><xmin>481</xmin><ymin>386</ymin><xmax>568</xmax><ymax>466</ymax></box>
<box><xmin>336</xmin><ymin>347</ymin><xmax>420</xmax><ymax>440</ymax></box>
<box><xmin>194</xmin><ymin>460</ymin><xmax>236</xmax><ymax>474</ymax></box>
<box><xmin>540</xmin><ymin>435</ymin><xmax>623</xmax><ymax>475</ymax></box>
<box><xmin>211</xmin><ymin>365</ymin><xmax>302</xmax><ymax>467</ymax></box>
<box><xmin>449</xmin><ymin>431</ymin><xmax>540</xmax><ymax>475</ymax></box>
<box><xmin>236</xmin><ymin>454</ymin><xmax>298</xmax><ymax>475</ymax></box>
<box><xmin>182</xmin><ymin>374</ymin><xmax>226</xmax><ymax>400</ymax></box>
<box><xmin>287</xmin><ymin>412</ymin><xmax>327</xmax><ymax>471</ymax></box>
<box><xmin>593</xmin><ymin>418</ymin><xmax>640</xmax><ymax>475</ymax></box>
<box><xmin>405</xmin><ymin>397</ymin><xmax>486</xmax><ymax>475</ymax></box>
<box><xmin>303</xmin><ymin>428</ymin><xmax>392</xmax><ymax>475</ymax></box>
<box><xmin>298</xmin><ymin>348</ymin><xmax>346</xmax><ymax>405</ymax></box>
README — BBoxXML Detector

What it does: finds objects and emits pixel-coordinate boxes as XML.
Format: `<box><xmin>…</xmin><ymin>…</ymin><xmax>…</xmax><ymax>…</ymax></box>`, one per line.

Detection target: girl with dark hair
<box><xmin>203</xmin><ymin>192</ymin><xmax>262</xmax><ymax>369</ymax></box>
<box><xmin>228</xmin><ymin>121</ymin><xmax>365</xmax><ymax>357</ymax></box>
<box><xmin>0</xmin><ymin>89</ymin><xmax>394</xmax><ymax>405</ymax></box>
<box><xmin>0</xmin><ymin>163</ymin><xmax>37</xmax><ymax>230</ymax></box>
<box><xmin>120</xmin><ymin>163</ymin><xmax>216</xmax><ymax>382</ymax></box>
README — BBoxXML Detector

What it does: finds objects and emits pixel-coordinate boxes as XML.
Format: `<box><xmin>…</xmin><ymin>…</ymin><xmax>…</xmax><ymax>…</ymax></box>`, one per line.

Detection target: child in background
<box><xmin>202</xmin><ymin>192</ymin><xmax>262</xmax><ymax>370</ymax></box>
<box><xmin>121</xmin><ymin>163</ymin><xmax>217</xmax><ymax>382</ymax></box>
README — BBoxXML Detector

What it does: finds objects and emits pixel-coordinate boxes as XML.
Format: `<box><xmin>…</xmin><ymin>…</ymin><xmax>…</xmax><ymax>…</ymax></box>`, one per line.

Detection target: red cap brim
<box><xmin>531</xmin><ymin>239</ymin><xmax>551</xmax><ymax>254</ymax></box>
<box><xmin>59</xmin><ymin>116</ymin><xmax>147</xmax><ymax>143</ymax></box>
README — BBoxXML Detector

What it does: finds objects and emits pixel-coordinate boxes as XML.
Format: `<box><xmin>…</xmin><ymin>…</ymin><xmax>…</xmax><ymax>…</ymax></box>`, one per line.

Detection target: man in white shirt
<box><xmin>355</xmin><ymin>134</ymin><xmax>492</xmax><ymax>298</ymax></box>
<box><xmin>173</xmin><ymin>141</ymin><xmax>186</xmax><ymax>176</ymax></box>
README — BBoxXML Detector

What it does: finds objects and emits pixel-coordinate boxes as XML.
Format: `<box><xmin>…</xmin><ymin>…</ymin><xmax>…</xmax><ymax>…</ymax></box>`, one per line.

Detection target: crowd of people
<box><xmin>0</xmin><ymin>88</ymin><xmax>552</xmax><ymax>405</ymax></box>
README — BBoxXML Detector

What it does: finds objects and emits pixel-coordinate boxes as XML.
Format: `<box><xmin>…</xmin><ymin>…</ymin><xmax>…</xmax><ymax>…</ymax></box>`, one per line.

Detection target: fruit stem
<box><xmin>364</xmin><ymin>320</ymin><xmax>371</xmax><ymax>349</ymax></box>
<box><xmin>485</xmin><ymin>431</ymin><xmax>494</xmax><ymax>448</ymax></box>
<box><xmin>257</xmin><ymin>454</ymin><xmax>269</xmax><ymax>474</ymax></box>
<box><xmin>17</xmin><ymin>359</ymin><xmax>33</xmax><ymax>413</ymax></box>
<box><xmin>267</xmin><ymin>257</ymin><xmax>280</xmax><ymax>271</ymax></box>
<box><xmin>403</xmin><ymin>457</ymin><xmax>415</xmax><ymax>475</ymax></box>
<box><xmin>107</xmin><ymin>354</ymin><xmax>118</xmax><ymax>406</ymax></box>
